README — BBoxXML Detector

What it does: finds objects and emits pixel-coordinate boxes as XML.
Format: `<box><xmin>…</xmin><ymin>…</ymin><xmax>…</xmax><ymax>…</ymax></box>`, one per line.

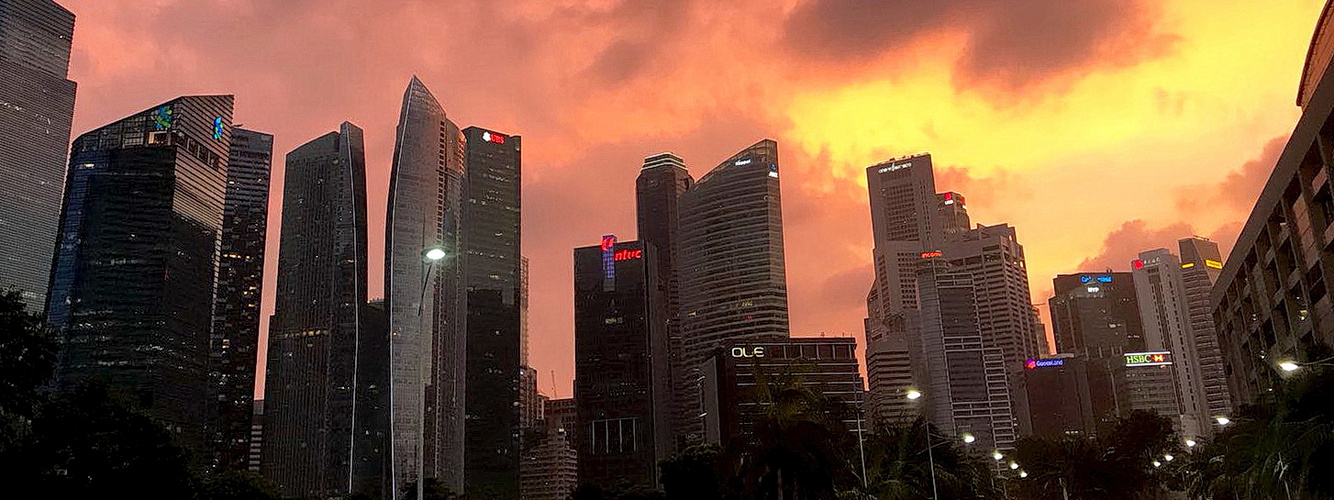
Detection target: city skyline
<box><xmin>47</xmin><ymin>0</ymin><xmax>1325</xmax><ymax>398</ymax></box>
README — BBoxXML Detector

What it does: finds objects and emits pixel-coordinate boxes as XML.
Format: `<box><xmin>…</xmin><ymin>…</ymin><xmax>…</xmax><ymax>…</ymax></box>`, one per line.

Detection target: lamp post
<box><xmin>906</xmin><ymin>389</ymin><xmax>938</xmax><ymax>500</ymax></box>
<box><xmin>1277</xmin><ymin>354</ymin><xmax>1334</xmax><ymax>372</ymax></box>
<box><xmin>416</xmin><ymin>247</ymin><xmax>444</xmax><ymax>500</ymax></box>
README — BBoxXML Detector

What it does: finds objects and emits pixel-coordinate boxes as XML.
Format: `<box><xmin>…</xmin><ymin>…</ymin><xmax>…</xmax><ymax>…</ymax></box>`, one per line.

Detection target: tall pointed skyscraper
<box><xmin>47</xmin><ymin>95</ymin><xmax>234</xmax><ymax>457</ymax></box>
<box><xmin>0</xmin><ymin>0</ymin><xmax>77</xmax><ymax>312</ymax></box>
<box><xmin>262</xmin><ymin>122</ymin><xmax>370</xmax><ymax>498</ymax></box>
<box><xmin>386</xmin><ymin>77</ymin><xmax>468</xmax><ymax>496</ymax></box>
<box><xmin>677</xmin><ymin>139</ymin><xmax>788</xmax><ymax>442</ymax></box>
<box><xmin>462</xmin><ymin>126</ymin><xmax>522</xmax><ymax>499</ymax></box>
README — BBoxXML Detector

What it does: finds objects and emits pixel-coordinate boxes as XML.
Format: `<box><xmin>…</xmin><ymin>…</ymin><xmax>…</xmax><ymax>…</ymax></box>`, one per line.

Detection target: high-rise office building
<box><xmin>386</xmin><ymin>77</ymin><xmax>468</xmax><ymax>496</ymax></box>
<box><xmin>262</xmin><ymin>123</ymin><xmax>370</xmax><ymax>498</ymax></box>
<box><xmin>1022</xmin><ymin>354</ymin><xmax>1095</xmax><ymax>437</ymax></box>
<box><xmin>462</xmin><ymin>126</ymin><xmax>522</xmax><ymax>499</ymax></box>
<box><xmin>701</xmin><ymin>336</ymin><xmax>865</xmax><ymax>444</ymax></box>
<box><xmin>938</xmin><ymin>223</ymin><xmax>1042</xmax><ymax>435</ymax></box>
<box><xmin>520</xmin><ymin>397</ymin><xmax>578</xmax><ymax>500</ymax></box>
<box><xmin>47</xmin><ymin>95</ymin><xmax>234</xmax><ymax>456</ymax></box>
<box><xmin>936</xmin><ymin>192</ymin><xmax>970</xmax><ymax>235</ymax></box>
<box><xmin>355</xmin><ymin>300</ymin><xmax>393</xmax><ymax>499</ymax></box>
<box><xmin>573</xmin><ymin>236</ymin><xmax>672</xmax><ymax>489</ymax></box>
<box><xmin>635</xmin><ymin>151</ymin><xmax>694</xmax><ymax>447</ymax></box>
<box><xmin>862</xmin><ymin>154</ymin><xmax>937</xmax><ymax>425</ymax></box>
<box><xmin>678</xmin><ymin>139</ymin><xmax>789</xmax><ymax>442</ymax></box>
<box><xmin>249</xmin><ymin>399</ymin><xmax>265</xmax><ymax>473</ymax></box>
<box><xmin>0</xmin><ymin>0</ymin><xmax>76</xmax><ymax>312</ymax></box>
<box><xmin>913</xmin><ymin>255</ymin><xmax>1016</xmax><ymax>451</ymax></box>
<box><xmin>209</xmin><ymin>128</ymin><xmax>273</xmax><ymax>472</ymax></box>
<box><xmin>1132</xmin><ymin>249</ymin><xmax>1209</xmax><ymax>438</ymax></box>
<box><xmin>1177</xmin><ymin>237</ymin><xmax>1230</xmax><ymax>421</ymax></box>
<box><xmin>1214</xmin><ymin>0</ymin><xmax>1334</xmax><ymax>412</ymax></box>
<box><xmin>1049</xmin><ymin>272</ymin><xmax>1185</xmax><ymax>428</ymax></box>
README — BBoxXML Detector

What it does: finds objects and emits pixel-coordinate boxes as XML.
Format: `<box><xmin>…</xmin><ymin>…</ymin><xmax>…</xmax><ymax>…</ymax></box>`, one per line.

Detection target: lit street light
<box><xmin>962</xmin><ymin>433</ymin><xmax>976</xmax><ymax>444</ymax></box>
<box><xmin>1019</xmin><ymin>471</ymin><xmax>1028</xmax><ymax>479</ymax></box>
<box><xmin>906</xmin><ymin>389</ymin><xmax>922</xmax><ymax>400</ymax></box>
<box><xmin>1164</xmin><ymin>454</ymin><xmax>1174</xmax><ymax>462</ymax></box>
<box><xmin>1009</xmin><ymin>461</ymin><xmax>1019</xmax><ymax>470</ymax></box>
<box><xmin>1186</xmin><ymin>439</ymin><xmax>1197</xmax><ymax>448</ymax></box>
<box><xmin>1215</xmin><ymin>416</ymin><xmax>1231</xmax><ymax>426</ymax></box>
<box><xmin>425</xmin><ymin>247</ymin><xmax>446</xmax><ymax>261</ymax></box>
<box><xmin>993</xmin><ymin>450</ymin><xmax>1004</xmax><ymax>461</ymax></box>
<box><xmin>1279</xmin><ymin>360</ymin><xmax>1301</xmax><ymax>372</ymax></box>
<box><xmin>1153</xmin><ymin>460</ymin><xmax>1162</xmax><ymax>468</ymax></box>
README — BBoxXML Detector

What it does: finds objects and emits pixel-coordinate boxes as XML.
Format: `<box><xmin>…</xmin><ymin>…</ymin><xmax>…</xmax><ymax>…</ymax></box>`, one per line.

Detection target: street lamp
<box><xmin>1153</xmin><ymin>460</ymin><xmax>1162</xmax><ymax>468</ymax></box>
<box><xmin>415</xmin><ymin>246</ymin><xmax>445</xmax><ymax>500</ymax></box>
<box><xmin>1019</xmin><ymin>471</ymin><xmax>1028</xmax><ymax>479</ymax></box>
<box><xmin>1185</xmin><ymin>439</ymin><xmax>1197</xmax><ymax>448</ymax></box>
<box><xmin>906</xmin><ymin>390</ymin><xmax>938</xmax><ymax>500</ymax></box>
<box><xmin>1009</xmin><ymin>461</ymin><xmax>1019</xmax><ymax>470</ymax></box>
<box><xmin>1164</xmin><ymin>454</ymin><xmax>1174</xmax><ymax>462</ymax></box>
<box><xmin>1215</xmin><ymin>416</ymin><xmax>1231</xmax><ymax>426</ymax></box>
<box><xmin>962</xmin><ymin>432</ymin><xmax>976</xmax><ymax>444</ymax></box>
<box><xmin>993</xmin><ymin>450</ymin><xmax>1004</xmax><ymax>461</ymax></box>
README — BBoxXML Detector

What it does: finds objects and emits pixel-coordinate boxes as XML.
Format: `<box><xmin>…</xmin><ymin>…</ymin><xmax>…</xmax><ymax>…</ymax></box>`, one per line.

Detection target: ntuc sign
<box><xmin>731</xmin><ymin>346</ymin><xmax>766</xmax><ymax>358</ymax></box>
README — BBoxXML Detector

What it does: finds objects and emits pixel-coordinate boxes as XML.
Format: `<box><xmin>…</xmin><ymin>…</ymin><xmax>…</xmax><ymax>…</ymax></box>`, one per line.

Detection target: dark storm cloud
<box><xmin>781</xmin><ymin>0</ymin><xmax>1175</xmax><ymax>89</ymax></box>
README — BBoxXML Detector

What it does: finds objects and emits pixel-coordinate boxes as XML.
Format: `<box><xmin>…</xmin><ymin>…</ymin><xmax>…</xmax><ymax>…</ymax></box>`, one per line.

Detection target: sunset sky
<box><xmin>61</xmin><ymin>0</ymin><xmax>1323</xmax><ymax>398</ymax></box>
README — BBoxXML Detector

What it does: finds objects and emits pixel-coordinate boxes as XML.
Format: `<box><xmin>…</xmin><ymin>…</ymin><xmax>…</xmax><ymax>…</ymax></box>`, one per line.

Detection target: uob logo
<box><xmin>731</xmin><ymin>346</ymin><xmax>765</xmax><ymax>358</ymax></box>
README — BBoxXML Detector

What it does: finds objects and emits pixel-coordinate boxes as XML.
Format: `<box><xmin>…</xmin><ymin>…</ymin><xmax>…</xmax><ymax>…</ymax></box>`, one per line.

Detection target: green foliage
<box><xmin>1</xmin><ymin>382</ymin><xmax>196</xmax><ymax>499</ymax></box>
<box><xmin>660</xmin><ymin>443</ymin><xmax>724</xmax><ymax>500</ymax></box>
<box><xmin>0</xmin><ymin>288</ymin><xmax>57</xmax><ymax>418</ymax></box>
<box><xmin>199</xmin><ymin>470</ymin><xmax>282</xmax><ymax>500</ymax></box>
<box><xmin>400</xmin><ymin>478</ymin><xmax>464</xmax><ymax>500</ymax></box>
<box><xmin>855</xmin><ymin>417</ymin><xmax>999</xmax><ymax>500</ymax></box>
<box><xmin>1186</xmin><ymin>360</ymin><xmax>1334</xmax><ymax>500</ymax></box>
<box><xmin>1011</xmin><ymin>410</ymin><xmax>1178</xmax><ymax>500</ymax></box>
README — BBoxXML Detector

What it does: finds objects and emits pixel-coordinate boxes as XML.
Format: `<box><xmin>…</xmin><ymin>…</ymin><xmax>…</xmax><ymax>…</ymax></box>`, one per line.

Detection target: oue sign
<box><xmin>731</xmin><ymin>346</ymin><xmax>766</xmax><ymax>358</ymax></box>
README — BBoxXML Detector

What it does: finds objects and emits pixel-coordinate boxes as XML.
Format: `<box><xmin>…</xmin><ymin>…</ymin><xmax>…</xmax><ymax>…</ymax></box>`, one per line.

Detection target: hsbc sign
<box><xmin>731</xmin><ymin>346</ymin><xmax>766</xmax><ymax>358</ymax></box>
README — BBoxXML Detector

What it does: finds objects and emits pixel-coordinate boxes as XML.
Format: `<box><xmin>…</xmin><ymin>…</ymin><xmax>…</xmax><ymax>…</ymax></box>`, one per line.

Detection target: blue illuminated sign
<box><xmin>1096</xmin><ymin>276</ymin><xmax>1113</xmax><ymax>283</ymax></box>
<box><xmin>152</xmin><ymin>106</ymin><xmax>173</xmax><ymax>130</ymax></box>
<box><xmin>212</xmin><ymin>117</ymin><xmax>224</xmax><ymax>140</ymax></box>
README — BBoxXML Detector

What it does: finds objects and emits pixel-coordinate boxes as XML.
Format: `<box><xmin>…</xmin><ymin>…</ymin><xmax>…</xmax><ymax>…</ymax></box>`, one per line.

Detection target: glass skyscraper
<box><xmin>210</xmin><ymin>127</ymin><xmax>273</xmax><ymax>472</ymax></box>
<box><xmin>261</xmin><ymin>123</ymin><xmax>370</xmax><ymax>498</ymax></box>
<box><xmin>635</xmin><ymin>152</ymin><xmax>693</xmax><ymax>447</ymax></box>
<box><xmin>573</xmin><ymin>237</ymin><xmax>672</xmax><ymax>489</ymax></box>
<box><xmin>462</xmin><ymin>126</ymin><xmax>522</xmax><ymax>499</ymax></box>
<box><xmin>47</xmin><ymin>95</ymin><xmax>234</xmax><ymax>456</ymax></box>
<box><xmin>386</xmin><ymin>77</ymin><xmax>467</xmax><ymax>496</ymax></box>
<box><xmin>677</xmin><ymin>139</ymin><xmax>789</xmax><ymax>442</ymax></box>
<box><xmin>0</xmin><ymin>0</ymin><xmax>76</xmax><ymax>311</ymax></box>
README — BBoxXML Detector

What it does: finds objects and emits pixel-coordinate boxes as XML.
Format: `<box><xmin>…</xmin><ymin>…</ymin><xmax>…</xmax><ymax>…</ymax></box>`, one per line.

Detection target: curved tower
<box><xmin>385</xmin><ymin>77</ymin><xmax>467</xmax><ymax>496</ymax></box>
<box><xmin>677</xmin><ymin>139</ymin><xmax>789</xmax><ymax>442</ymax></box>
<box><xmin>263</xmin><ymin>122</ymin><xmax>369</xmax><ymax>498</ymax></box>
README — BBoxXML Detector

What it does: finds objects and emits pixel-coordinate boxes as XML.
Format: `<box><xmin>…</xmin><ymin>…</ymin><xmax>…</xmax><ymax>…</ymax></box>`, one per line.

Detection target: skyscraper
<box><xmin>634</xmin><ymin>151</ymin><xmax>693</xmax><ymax>446</ymax></box>
<box><xmin>678</xmin><ymin>139</ymin><xmax>789</xmax><ymax>441</ymax></box>
<box><xmin>574</xmin><ymin>236</ymin><xmax>672</xmax><ymax>489</ymax></box>
<box><xmin>863</xmin><ymin>154</ymin><xmax>938</xmax><ymax>425</ymax></box>
<box><xmin>262</xmin><ymin>123</ymin><xmax>370</xmax><ymax>498</ymax></box>
<box><xmin>355</xmin><ymin>300</ymin><xmax>393</xmax><ymax>499</ymax></box>
<box><xmin>937</xmin><ymin>223</ymin><xmax>1042</xmax><ymax>435</ymax></box>
<box><xmin>520</xmin><ymin>397</ymin><xmax>578</xmax><ymax>500</ymax></box>
<box><xmin>914</xmin><ymin>254</ymin><xmax>1016</xmax><ymax>451</ymax></box>
<box><xmin>0</xmin><ymin>0</ymin><xmax>76</xmax><ymax>312</ymax></box>
<box><xmin>1177</xmin><ymin>237</ymin><xmax>1230</xmax><ymax>422</ymax></box>
<box><xmin>462</xmin><ymin>126</ymin><xmax>522</xmax><ymax>499</ymax></box>
<box><xmin>1132</xmin><ymin>249</ymin><xmax>1209</xmax><ymax>439</ymax></box>
<box><xmin>386</xmin><ymin>77</ymin><xmax>467</xmax><ymax>496</ymax></box>
<box><xmin>1049</xmin><ymin>272</ymin><xmax>1174</xmax><ymax>426</ymax></box>
<box><xmin>210</xmin><ymin>127</ymin><xmax>273</xmax><ymax>472</ymax></box>
<box><xmin>48</xmin><ymin>95</ymin><xmax>234</xmax><ymax>456</ymax></box>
